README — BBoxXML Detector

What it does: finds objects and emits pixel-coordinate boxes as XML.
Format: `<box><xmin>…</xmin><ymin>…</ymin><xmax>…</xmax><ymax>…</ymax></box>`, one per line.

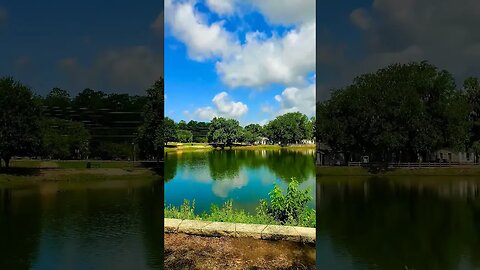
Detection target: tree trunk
<box><xmin>3</xmin><ymin>157</ymin><xmax>10</xmax><ymax>169</ymax></box>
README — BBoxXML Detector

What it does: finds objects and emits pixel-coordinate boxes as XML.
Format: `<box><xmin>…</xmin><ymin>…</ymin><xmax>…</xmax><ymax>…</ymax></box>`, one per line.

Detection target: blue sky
<box><xmin>0</xmin><ymin>1</ymin><xmax>163</xmax><ymax>96</ymax></box>
<box><xmin>164</xmin><ymin>0</ymin><xmax>316</xmax><ymax>125</ymax></box>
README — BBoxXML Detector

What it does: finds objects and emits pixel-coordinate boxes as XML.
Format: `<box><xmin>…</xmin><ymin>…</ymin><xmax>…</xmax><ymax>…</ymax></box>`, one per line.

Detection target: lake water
<box><xmin>0</xmin><ymin>179</ymin><xmax>163</xmax><ymax>270</ymax></box>
<box><xmin>317</xmin><ymin>175</ymin><xmax>480</xmax><ymax>270</ymax></box>
<box><xmin>164</xmin><ymin>149</ymin><xmax>316</xmax><ymax>214</ymax></box>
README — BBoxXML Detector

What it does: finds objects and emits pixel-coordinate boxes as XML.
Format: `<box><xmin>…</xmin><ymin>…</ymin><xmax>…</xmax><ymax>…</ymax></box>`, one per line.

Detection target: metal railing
<box><xmin>347</xmin><ymin>162</ymin><xmax>480</xmax><ymax>168</ymax></box>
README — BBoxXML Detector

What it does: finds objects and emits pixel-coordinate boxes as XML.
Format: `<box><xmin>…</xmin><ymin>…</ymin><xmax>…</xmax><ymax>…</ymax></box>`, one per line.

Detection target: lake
<box><xmin>0</xmin><ymin>178</ymin><xmax>163</xmax><ymax>270</ymax></box>
<box><xmin>164</xmin><ymin>149</ymin><xmax>316</xmax><ymax>214</ymax></box>
<box><xmin>317</xmin><ymin>175</ymin><xmax>480</xmax><ymax>270</ymax></box>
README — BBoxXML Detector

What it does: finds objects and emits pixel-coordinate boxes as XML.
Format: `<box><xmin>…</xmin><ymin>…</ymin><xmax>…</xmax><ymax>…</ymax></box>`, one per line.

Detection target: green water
<box><xmin>0</xmin><ymin>179</ymin><xmax>163</xmax><ymax>269</ymax></box>
<box><xmin>317</xmin><ymin>176</ymin><xmax>480</xmax><ymax>270</ymax></box>
<box><xmin>164</xmin><ymin>149</ymin><xmax>316</xmax><ymax>214</ymax></box>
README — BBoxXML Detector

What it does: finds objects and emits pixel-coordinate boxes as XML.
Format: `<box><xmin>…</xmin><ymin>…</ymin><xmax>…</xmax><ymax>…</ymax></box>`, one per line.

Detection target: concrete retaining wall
<box><xmin>164</xmin><ymin>218</ymin><xmax>315</xmax><ymax>243</ymax></box>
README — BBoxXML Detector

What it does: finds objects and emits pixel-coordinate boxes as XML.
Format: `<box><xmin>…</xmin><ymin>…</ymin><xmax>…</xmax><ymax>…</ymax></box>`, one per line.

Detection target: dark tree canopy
<box><xmin>137</xmin><ymin>78</ymin><xmax>164</xmax><ymax>161</ymax></box>
<box><xmin>317</xmin><ymin>61</ymin><xmax>470</xmax><ymax>162</ymax></box>
<box><xmin>0</xmin><ymin>77</ymin><xmax>41</xmax><ymax>168</ymax></box>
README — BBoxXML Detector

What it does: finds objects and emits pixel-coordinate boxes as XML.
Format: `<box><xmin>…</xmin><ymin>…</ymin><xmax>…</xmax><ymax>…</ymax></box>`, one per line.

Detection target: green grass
<box><xmin>10</xmin><ymin>160</ymin><xmax>134</xmax><ymax>169</ymax></box>
<box><xmin>165</xmin><ymin>200</ymin><xmax>316</xmax><ymax>228</ymax></box>
<box><xmin>317</xmin><ymin>166</ymin><xmax>480</xmax><ymax>176</ymax></box>
<box><xmin>164</xmin><ymin>143</ymin><xmax>315</xmax><ymax>153</ymax></box>
<box><xmin>0</xmin><ymin>169</ymin><xmax>156</xmax><ymax>187</ymax></box>
<box><xmin>165</xmin><ymin>179</ymin><xmax>316</xmax><ymax>228</ymax></box>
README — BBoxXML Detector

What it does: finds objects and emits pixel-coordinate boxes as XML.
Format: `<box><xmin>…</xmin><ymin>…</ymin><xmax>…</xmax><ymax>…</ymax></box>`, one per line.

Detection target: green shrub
<box><xmin>258</xmin><ymin>178</ymin><xmax>312</xmax><ymax>225</ymax></box>
<box><xmin>164</xmin><ymin>179</ymin><xmax>316</xmax><ymax>227</ymax></box>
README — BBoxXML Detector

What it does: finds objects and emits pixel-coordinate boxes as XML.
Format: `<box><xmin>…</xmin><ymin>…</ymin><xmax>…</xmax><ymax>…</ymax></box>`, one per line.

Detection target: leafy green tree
<box><xmin>207</xmin><ymin>117</ymin><xmax>241</xmax><ymax>148</ymax></box>
<box><xmin>266</xmin><ymin>112</ymin><xmax>310</xmax><ymax>146</ymax></box>
<box><xmin>177</xmin><ymin>129</ymin><xmax>193</xmax><ymax>143</ymax></box>
<box><xmin>137</xmin><ymin>78</ymin><xmax>164</xmax><ymax>161</ymax></box>
<box><xmin>163</xmin><ymin>117</ymin><xmax>177</xmax><ymax>144</ymax></box>
<box><xmin>44</xmin><ymin>87</ymin><xmax>71</xmax><ymax>108</ymax></box>
<box><xmin>187</xmin><ymin>120</ymin><xmax>210</xmax><ymax>142</ymax></box>
<box><xmin>245</xmin><ymin>123</ymin><xmax>264</xmax><ymax>142</ymax></box>
<box><xmin>0</xmin><ymin>77</ymin><xmax>41</xmax><ymax>168</ymax></box>
<box><xmin>317</xmin><ymin>61</ymin><xmax>470</xmax><ymax>162</ymax></box>
<box><xmin>40</xmin><ymin>118</ymin><xmax>90</xmax><ymax>159</ymax></box>
<box><xmin>465</xmin><ymin>76</ymin><xmax>480</xmax><ymax>161</ymax></box>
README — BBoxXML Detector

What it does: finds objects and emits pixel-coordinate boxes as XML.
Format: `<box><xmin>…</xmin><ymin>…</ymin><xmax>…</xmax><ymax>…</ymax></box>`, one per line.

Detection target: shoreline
<box><xmin>165</xmin><ymin>144</ymin><xmax>315</xmax><ymax>153</ymax></box>
<box><xmin>165</xmin><ymin>218</ymin><xmax>315</xmax><ymax>243</ymax></box>
<box><xmin>0</xmin><ymin>163</ymin><xmax>158</xmax><ymax>186</ymax></box>
<box><xmin>317</xmin><ymin>166</ymin><xmax>480</xmax><ymax>176</ymax></box>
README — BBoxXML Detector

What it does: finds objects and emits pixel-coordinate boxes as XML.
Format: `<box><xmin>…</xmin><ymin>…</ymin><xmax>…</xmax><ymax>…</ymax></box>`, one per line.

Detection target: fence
<box><xmin>347</xmin><ymin>162</ymin><xmax>480</xmax><ymax>168</ymax></box>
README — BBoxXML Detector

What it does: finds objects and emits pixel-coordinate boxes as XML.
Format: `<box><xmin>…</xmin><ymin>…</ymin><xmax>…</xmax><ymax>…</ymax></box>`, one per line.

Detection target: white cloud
<box><xmin>216</xmin><ymin>21</ymin><xmax>316</xmax><ymax>88</ymax></box>
<box><xmin>165</xmin><ymin>0</ymin><xmax>239</xmax><ymax>61</ymax></box>
<box><xmin>212</xmin><ymin>91</ymin><xmax>248</xmax><ymax>117</ymax></box>
<box><xmin>247</xmin><ymin>0</ymin><xmax>315</xmax><ymax>25</ymax></box>
<box><xmin>185</xmin><ymin>91</ymin><xmax>248</xmax><ymax>120</ymax></box>
<box><xmin>206</xmin><ymin>0</ymin><xmax>235</xmax><ymax>16</ymax></box>
<box><xmin>275</xmin><ymin>82</ymin><xmax>315</xmax><ymax>117</ymax></box>
<box><xmin>165</xmin><ymin>0</ymin><xmax>316</xmax><ymax>89</ymax></box>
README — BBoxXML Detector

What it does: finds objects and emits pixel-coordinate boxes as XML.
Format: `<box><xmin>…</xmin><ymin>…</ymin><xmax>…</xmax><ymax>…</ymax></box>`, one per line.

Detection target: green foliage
<box><xmin>40</xmin><ymin>118</ymin><xmax>90</xmax><ymax>159</ymax></box>
<box><xmin>317</xmin><ymin>61</ymin><xmax>470</xmax><ymax>162</ymax></box>
<box><xmin>207</xmin><ymin>117</ymin><xmax>241</xmax><ymax>146</ymax></box>
<box><xmin>164</xmin><ymin>199</ymin><xmax>198</xmax><ymax>220</ymax></box>
<box><xmin>163</xmin><ymin>117</ymin><xmax>177</xmax><ymax>144</ymax></box>
<box><xmin>0</xmin><ymin>77</ymin><xmax>41</xmax><ymax>168</ymax></box>
<box><xmin>258</xmin><ymin>178</ymin><xmax>313</xmax><ymax>225</ymax></box>
<box><xmin>164</xmin><ymin>179</ymin><xmax>315</xmax><ymax>227</ymax></box>
<box><xmin>176</xmin><ymin>129</ymin><xmax>193</xmax><ymax>143</ymax></box>
<box><xmin>136</xmin><ymin>78</ymin><xmax>164</xmax><ymax>161</ymax></box>
<box><xmin>265</xmin><ymin>112</ymin><xmax>311</xmax><ymax>146</ymax></box>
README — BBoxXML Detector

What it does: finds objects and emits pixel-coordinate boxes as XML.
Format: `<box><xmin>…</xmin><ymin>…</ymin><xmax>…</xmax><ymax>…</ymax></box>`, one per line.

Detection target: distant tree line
<box><xmin>165</xmin><ymin>112</ymin><xmax>315</xmax><ymax>148</ymax></box>
<box><xmin>317</xmin><ymin>61</ymin><xmax>480</xmax><ymax>163</ymax></box>
<box><xmin>0</xmin><ymin>76</ymin><xmax>164</xmax><ymax>168</ymax></box>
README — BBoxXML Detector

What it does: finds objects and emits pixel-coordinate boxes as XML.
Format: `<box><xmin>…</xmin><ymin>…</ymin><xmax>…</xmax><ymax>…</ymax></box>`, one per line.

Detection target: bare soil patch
<box><xmin>164</xmin><ymin>233</ymin><xmax>315</xmax><ymax>270</ymax></box>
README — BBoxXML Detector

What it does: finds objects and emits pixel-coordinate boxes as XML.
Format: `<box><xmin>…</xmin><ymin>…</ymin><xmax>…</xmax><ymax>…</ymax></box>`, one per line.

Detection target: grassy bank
<box><xmin>317</xmin><ymin>166</ymin><xmax>480</xmax><ymax>176</ymax></box>
<box><xmin>165</xmin><ymin>143</ymin><xmax>315</xmax><ymax>153</ymax></box>
<box><xmin>165</xmin><ymin>179</ymin><xmax>316</xmax><ymax>228</ymax></box>
<box><xmin>0</xmin><ymin>159</ymin><xmax>158</xmax><ymax>186</ymax></box>
<box><xmin>0</xmin><ymin>168</ymin><xmax>157</xmax><ymax>187</ymax></box>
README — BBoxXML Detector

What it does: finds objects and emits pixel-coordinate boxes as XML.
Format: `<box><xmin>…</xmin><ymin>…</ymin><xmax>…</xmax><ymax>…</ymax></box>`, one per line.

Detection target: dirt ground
<box><xmin>164</xmin><ymin>233</ymin><xmax>316</xmax><ymax>270</ymax></box>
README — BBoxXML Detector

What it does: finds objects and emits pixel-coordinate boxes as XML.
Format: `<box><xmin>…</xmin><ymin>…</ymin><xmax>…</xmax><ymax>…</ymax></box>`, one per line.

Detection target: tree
<box><xmin>163</xmin><ymin>117</ymin><xmax>177</xmax><ymax>144</ymax></box>
<box><xmin>266</xmin><ymin>112</ymin><xmax>310</xmax><ymax>146</ymax></box>
<box><xmin>44</xmin><ymin>88</ymin><xmax>71</xmax><ymax>108</ymax></box>
<box><xmin>40</xmin><ymin>118</ymin><xmax>90</xmax><ymax>159</ymax></box>
<box><xmin>177</xmin><ymin>129</ymin><xmax>193</xmax><ymax>143</ymax></box>
<box><xmin>207</xmin><ymin>117</ymin><xmax>241</xmax><ymax>148</ymax></box>
<box><xmin>317</xmin><ymin>61</ymin><xmax>470</xmax><ymax>162</ymax></box>
<box><xmin>0</xmin><ymin>77</ymin><xmax>41</xmax><ymax>168</ymax></box>
<box><xmin>245</xmin><ymin>123</ymin><xmax>264</xmax><ymax>142</ymax></box>
<box><xmin>137</xmin><ymin>78</ymin><xmax>164</xmax><ymax>161</ymax></box>
<box><xmin>465</xmin><ymin>76</ymin><xmax>480</xmax><ymax>160</ymax></box>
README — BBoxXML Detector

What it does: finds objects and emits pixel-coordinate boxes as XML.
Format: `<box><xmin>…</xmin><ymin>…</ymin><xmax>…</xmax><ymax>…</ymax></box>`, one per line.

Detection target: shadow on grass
<box><xmin>139</xmin><ymin>161</ymin><xmax>163</xmax><ymax>175</ymax></box>
<box><xmin>0</xmin><ymin>167</ymin><xmax>42</xmax><ymax>176</ymax></box>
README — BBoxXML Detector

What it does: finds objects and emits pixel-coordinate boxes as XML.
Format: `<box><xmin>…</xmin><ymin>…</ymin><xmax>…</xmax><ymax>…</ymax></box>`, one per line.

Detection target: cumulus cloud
<box><xmin>185</xmin><ymin>91</ymin><xmax>248</xmax><ymax>120</ymax></box>
<box><xmin>247</xmin><ymin>0</ymin><xmax>315</xmax><ymax>25</ymax></box>
<box><xmin>217</xmin><ymin>22</ymin><xmax>316</xmax><ymax>88</ymax></box>
<box><xmin>57</xmin><ymin>46</ymin><xmax>162</xmax><ymax>94</ymax></box>
<box><xmin>165</xmin><ymin>0</ymin><xmax>239</xmax><ymax>61</ymax></box>
<box><xmin>165</xmin><ymin>0</ymin><xmax>316</xmax><ymax>89</ymax></box>
<box><xmin>275</xmin><ymin>82</ymin><xmax>315</xmax><ymax>117</ymax></box>
<box><xmin>206</xmin><ymin>0</ymin><xmax>235</xmax><ymax>16</ymax></box>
